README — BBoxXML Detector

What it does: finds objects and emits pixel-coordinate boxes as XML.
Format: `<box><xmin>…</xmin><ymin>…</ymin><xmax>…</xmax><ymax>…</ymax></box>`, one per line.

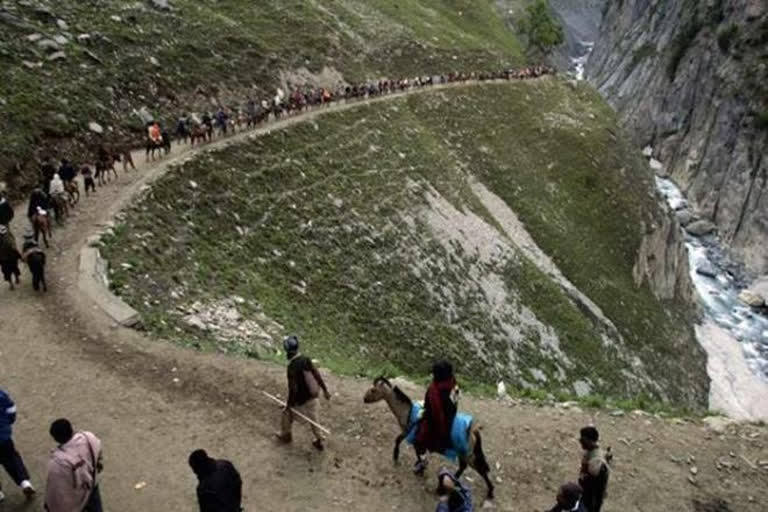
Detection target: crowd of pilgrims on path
<box><xmin>0</xmin><ymin>347</ymin><xmax>610</xmax><ymax>511</ymax></box>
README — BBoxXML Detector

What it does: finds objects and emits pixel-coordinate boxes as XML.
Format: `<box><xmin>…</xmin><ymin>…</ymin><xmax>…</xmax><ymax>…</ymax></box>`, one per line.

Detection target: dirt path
<box><xmin>1</xmin><ymin>81</ymin><xmax>767</xmax><ymax>511</ymax></box>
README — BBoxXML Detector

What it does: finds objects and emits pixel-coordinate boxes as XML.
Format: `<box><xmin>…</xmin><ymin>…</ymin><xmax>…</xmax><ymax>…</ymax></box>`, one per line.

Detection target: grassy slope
<box><xmin>101</xmin><ymin>79</ymin><xmax>708</xmax><ymax>408</ymax></box>
<box><xmin>0</xmin><ymin>0</ymin><xmax>523</xmax><ymax>194</ymax></box>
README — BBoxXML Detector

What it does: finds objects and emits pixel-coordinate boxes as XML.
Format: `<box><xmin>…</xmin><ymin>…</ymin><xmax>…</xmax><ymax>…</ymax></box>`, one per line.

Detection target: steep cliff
<box><xmin>587</xmin><ymin>0</ymin><xmax>768</xmax><ymax>275</ymax></box>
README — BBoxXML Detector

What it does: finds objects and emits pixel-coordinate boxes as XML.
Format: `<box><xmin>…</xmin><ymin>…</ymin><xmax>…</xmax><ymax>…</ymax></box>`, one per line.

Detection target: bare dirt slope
<box><xmin>0</xmin><ymin>86</ymin><xmax>766</xmax><ymax>512</ymax></box>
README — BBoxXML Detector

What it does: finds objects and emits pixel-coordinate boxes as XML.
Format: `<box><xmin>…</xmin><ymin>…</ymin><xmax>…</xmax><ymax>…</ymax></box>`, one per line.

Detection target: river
<box><xmin>655</xmin><ymin>175</ymin><xmax>768</xmax><ymax>420</ymax></box>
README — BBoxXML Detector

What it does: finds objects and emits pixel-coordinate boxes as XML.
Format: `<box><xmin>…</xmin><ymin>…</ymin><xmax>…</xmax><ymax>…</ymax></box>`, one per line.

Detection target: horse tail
<box><xmin>472</xmin><ymin>427</ymin><xmax>491</xmax><ymax>475</ymax></box>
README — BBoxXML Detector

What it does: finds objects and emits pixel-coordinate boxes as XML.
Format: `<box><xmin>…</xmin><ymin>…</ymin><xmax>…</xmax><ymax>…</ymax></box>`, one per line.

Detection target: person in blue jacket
<box><xmin>0</xmin><ymin>388</ymin><xmax>35</xmax><ymax>502</ymax></box>
<box><xmin>436</xmin><ymin>468</ymin><xmax>473</xmax><ymax>512</ymax></box>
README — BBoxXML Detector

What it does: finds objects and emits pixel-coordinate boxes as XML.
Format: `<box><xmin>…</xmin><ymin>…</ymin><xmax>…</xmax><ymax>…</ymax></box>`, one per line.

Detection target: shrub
<box><xmin>708</xmin><ymin>0</ymin><xmax>726</xmax><ymax>25</ymax></box>
<box><xmin>519</xmin><ymin>0</ymin><xmax>564</xmax><ymax>53</ymax></box>
<box><xmin>757</xmin><ymin>111</ymin><xmax>768</xmax><ymax>130</ymax></box>
<box><xmin>667</xmin><ymin>19</ymin><xmax>702</xmax><ymax>79</ymax></box>
<box><xmin>717</xmin><ymin>24</ymin><xmax>738</xmax><ymax>52</ymax></box>
<box><xmin>630</xmin><ymin>43</ymin><xmax>656</xmax><ymax>71</ymax></box>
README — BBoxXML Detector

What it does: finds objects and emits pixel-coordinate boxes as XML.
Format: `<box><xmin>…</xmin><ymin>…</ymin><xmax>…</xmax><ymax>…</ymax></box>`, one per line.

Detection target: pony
<box><xmin>50</xmin><ymin>194</ymin><xmax>69</xmax><ymax>224</ymax></box>
<box><xmin>145</xmin><ymin>136</ymin><xmax>166</xmax><ymax>161</ymax></box>
<box><xmin>114</xmin><ymin>147</ymin><xmax>136</xmax><ymax>172</ymax></box>
<box><xmin>363</xmin><ymin>377</ymin><xmax>495</xmax><ymax>501</ymax></box>
<box><xmin>64</xmin><ymin>180</ymin><xmax>80</xmax><ymax>206</ymax></box>
<box><xmin>95</xmin><ymin>155</ymin><xmax>117</xmax><ymax>185</ymax></box>
<box><xmin>22</xmin><ymin>240</ymin><xmax>46</xmax><ymax>292</ymax></box>
<box><xmin>189</xmin><ymin>123</ymin><xmax>211</xmax><ymax>146</ymax></box>
<box><xmin>31</xmin><ymin>209</ymin><xmax>52</xmax><ymax>248</ymax></box>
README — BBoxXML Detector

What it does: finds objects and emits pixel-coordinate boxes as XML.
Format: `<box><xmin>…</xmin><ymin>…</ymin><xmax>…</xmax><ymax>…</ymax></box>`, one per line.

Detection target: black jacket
<box><xmin>197</xmin><ymin>459</ymin><xmax>242</xmax><ymax>512</ymax></box>
<box><xmin>59</xmin><ymin>162</ymin><xmax>76</xmax><ymax>182</ymax></box>
<box><xmin>27</xmin><ymin>190</ymin><xmax>49</xmax><ymax>218</ymax></box>
<box><xmin>0</xmin><ymin>198</ymin><xmax>13</xmax><ymax>225</ymax></box>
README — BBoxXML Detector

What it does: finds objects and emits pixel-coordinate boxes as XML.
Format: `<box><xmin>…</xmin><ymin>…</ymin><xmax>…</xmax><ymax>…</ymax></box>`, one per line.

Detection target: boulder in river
<box><xmin>696</xmin><ymin>261</ymin><xmax>718</xmax><ymax>278</ymax></box>
<box><xmin>738</xmin><ymin>289</ymin><xmax>765</xmax><ymax>308</ymax></box>
<box><xmin>676</xmin><ymin>209</ymin><xmax>694</xmax><ymax>226</ymax></box>
<box><xmin>686</xmin><ymin>220</ymin><xmax>716</xmax><ymax>237</ymax></box>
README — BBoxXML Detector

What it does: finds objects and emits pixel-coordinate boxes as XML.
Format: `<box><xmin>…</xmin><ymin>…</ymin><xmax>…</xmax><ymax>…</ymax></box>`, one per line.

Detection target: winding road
<box><xmin>0</xmin><ymin>78</ymin><xmax>766</xmax><ymax>512</ymax></box>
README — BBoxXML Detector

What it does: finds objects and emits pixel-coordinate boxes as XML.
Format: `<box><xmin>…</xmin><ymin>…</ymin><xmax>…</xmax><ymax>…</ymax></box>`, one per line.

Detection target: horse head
<box><xmin>363</xmin><ymin>376</ymin><xmax>393</xmax><ymax>403</ymax></box>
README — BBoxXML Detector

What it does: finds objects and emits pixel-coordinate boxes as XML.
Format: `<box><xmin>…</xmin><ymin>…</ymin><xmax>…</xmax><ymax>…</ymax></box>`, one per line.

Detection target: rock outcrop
<box><xmin>634</xmin><ymin>208</ymin><xmax>693</xmax><ymax>304</ymax></box>
<box><xmin>588</xmin><ymin>0</ymin><xmax>768</xmax><ymax>274</ymax></box>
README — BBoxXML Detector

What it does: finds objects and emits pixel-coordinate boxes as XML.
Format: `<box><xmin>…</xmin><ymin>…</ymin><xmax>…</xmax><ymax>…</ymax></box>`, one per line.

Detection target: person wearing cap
<box><xmin>435</xmin><ymin>469</ymin><xmax>472</xmax><ymax>512</ymax></box>
<box><xmin>188</xmin><ymin>449</ymin><xmax>242</xmax><ymax>512</ymax></box>
<box><xmin>275</xmin><ymin>335</ymin><xmax>331</xmax><ymax>451</ymax></box>
<box><xmin>547</xmin><ymin>482</ymin><xmax>586</xmax><ymax>512</ymax></box>
<box><xmin>578</xmin><ymin>426</ymin><xmax>609</xmax><ymax>512</ymax></box>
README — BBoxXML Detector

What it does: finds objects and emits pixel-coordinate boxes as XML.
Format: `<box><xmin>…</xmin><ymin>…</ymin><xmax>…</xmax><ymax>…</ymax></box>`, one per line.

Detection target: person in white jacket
<box><xmin>45</xmin><ymin>419</ymin><xmax>103</xmax><ymax>512</ymax></box>
<box><xmin>48</xmin><ymin>174</ymin><xmax>65</xmax><ymax>198</ymax></box>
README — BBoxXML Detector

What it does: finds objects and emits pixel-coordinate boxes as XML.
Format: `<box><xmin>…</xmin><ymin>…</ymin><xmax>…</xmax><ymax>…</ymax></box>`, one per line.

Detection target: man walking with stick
<box><xmin>275</xmin><ymin>335</ymin><xmax>331</xmax><ymax>451</ymax></box>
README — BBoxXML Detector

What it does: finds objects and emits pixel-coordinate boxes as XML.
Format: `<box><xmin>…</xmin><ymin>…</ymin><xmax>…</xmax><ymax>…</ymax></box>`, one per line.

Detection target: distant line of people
<box><xmin>172</xmin><ymin>66</ymin><xmax>554</xmax><ymax>147</ymax></box>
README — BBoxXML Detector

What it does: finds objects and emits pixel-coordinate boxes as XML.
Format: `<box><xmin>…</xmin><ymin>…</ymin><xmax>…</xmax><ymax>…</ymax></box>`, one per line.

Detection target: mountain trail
<box><xmin>0</xmin><ymin>80</ymin><xmax>766</xmax><ymax>511</ymax></box>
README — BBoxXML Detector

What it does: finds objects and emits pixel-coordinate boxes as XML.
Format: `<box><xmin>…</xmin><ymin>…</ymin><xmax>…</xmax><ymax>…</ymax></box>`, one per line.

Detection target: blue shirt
<box><xmin>0</xmin><ymin>389</ymin><xmax>17</xmax><ymax>442</ymax></box>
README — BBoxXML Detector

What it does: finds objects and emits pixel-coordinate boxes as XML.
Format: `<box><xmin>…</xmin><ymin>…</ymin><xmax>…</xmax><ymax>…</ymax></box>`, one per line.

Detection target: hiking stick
<box><xmin>261</xmin><ymin>390</ymin><xmax>332</xmax><ymax>435</ymax></box>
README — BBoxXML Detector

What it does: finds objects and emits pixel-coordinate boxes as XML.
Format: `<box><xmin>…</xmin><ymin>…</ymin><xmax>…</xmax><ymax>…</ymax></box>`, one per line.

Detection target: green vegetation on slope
<box><xmin>0</xmin><ymin>0</ymin><xmax>523</xmax><ymax>195</ymax></box>
<box><xmin>518</xmin><ymin>0</ymin><xmax>564</xmax><ymax>53</ymax></box>
<box><xmin>102</xmin><ymin>79</ymin><xmax>707</xmax><ymax>407</ymax></box>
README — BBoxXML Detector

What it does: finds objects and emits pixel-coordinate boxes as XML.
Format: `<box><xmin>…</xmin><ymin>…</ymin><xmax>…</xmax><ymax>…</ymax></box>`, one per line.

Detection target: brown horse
<box><xmin>189</xmin><ymin>123</ymin><xmax>211</xmax><ymax>146</ymax></box>
<box><xmin>363</xmin><ymin>377</ymin><xmax>495</xmax><ymax>501</ymax></box>
<box><xmin>50</xmin><ymin>194</ymin><xmax>69</xmax><ymax>224</ymax></box>
<box><xmin>32</xmin><ymin>211</ymin><xmax>52</xmax><ymax>247</ymax></box>
<box><xmin>114</xmin><ymin>147</ymin><xmax>136</xmax><ymax>172</ymax></box>
<box><xmin>64</xmin><ymin>180</ymin><xmax>80</xmax><ymax>206</ymax></box>
<box><xmin>95</xmin><ymin>156</ymin><xmax>118</xmax><ymax>185</ymax></box>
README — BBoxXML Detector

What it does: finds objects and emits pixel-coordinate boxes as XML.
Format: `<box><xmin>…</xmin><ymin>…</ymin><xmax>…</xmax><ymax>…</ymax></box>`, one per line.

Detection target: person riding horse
<box><xmin>413</xmin><ymin>361</ymin><xmax>459</xmax><ymax>473</ymax></box>
<box><xmin>0</xmin><ymin>224</ymin><xmax>21</xmax><ymax>290</ymax></box>
<box><xmin>176</xmin><ymin>114</ymin><xmax>190</xmax><ymax>143</ymax></box>
<box><xmin>0</xmin><ymin>183</ymin><xmax>13</xmax><ymax>226</ymax></box>
<box><xmin>27</xmin><ymin>188</ymin><xmax>50</xmax><ymax>221</ymax></box>
<box><xmin>48</xmin><ymin>173</ymin><xmax>68</xmax><ymax>223</ymax></box>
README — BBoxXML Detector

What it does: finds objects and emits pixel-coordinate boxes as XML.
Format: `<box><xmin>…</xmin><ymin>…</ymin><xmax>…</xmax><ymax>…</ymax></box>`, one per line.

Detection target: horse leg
<box><xmin>456</xmin><ymin>457</ymin><xmax>468</xmax><ymax>478</ymax></box>
<box><xmin>412</xmin><ymin>446</ymin><xmax>427</xmax><ymax>476</ymax></box>
<box><xmin>471</xmin><ymin>430</ymin><xmax>495</xmax><ymax>500</ymax></box>
<box><xmin>393</xmin><ymin>433</ymin><xmax>405</xmax><ymax>463</ymax></box>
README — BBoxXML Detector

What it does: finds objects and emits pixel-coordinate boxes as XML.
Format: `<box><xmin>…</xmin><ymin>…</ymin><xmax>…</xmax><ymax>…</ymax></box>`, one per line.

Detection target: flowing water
<box><xmin>655</xmin><ymin>176</ymin><xmax>768</xmax><ymax>419</ymax></box>
<box><xmin>569</xmin><ymin>40</ymin><xmax>594</xmax><ymax>80</ymax></box>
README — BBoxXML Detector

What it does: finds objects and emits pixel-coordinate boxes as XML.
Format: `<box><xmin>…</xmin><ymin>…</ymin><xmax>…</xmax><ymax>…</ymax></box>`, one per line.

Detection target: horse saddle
<box><xmin>405</xmin><ymin>402</ymin><xmax>473</xmax><ymax>461</ymax></box>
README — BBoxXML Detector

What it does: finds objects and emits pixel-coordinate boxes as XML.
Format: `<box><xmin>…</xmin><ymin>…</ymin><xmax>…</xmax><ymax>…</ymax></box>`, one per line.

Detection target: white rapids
<box><xmin>655</xmin><ymin>175</ymin><xmax>768</xmax><ymax>420</ymax></box>
<box><xmin>569</xmin><ymin>40</ymin><xmax>594</xmax><ymax>81</ymax></box>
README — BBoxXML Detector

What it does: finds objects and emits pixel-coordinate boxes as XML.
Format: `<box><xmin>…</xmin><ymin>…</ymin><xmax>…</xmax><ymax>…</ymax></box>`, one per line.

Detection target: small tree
<box><xmin>519</xmin><ymin>0</ymin><xmax>564</xmax><ymax>53</ymax></box>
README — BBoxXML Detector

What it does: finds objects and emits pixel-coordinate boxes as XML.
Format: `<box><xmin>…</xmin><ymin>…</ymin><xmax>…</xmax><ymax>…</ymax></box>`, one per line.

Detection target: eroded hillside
<box><xmin>101</xmin><ymin>79</ymin><xmax>708</xmax><ymax>407</ymax></box>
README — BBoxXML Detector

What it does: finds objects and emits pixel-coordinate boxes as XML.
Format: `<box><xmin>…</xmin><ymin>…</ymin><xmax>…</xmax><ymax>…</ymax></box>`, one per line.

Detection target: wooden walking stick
<box><xmin>261</xmin><ymin>390</ymin><xmax>332</xmax><ymax>435</ymax></box>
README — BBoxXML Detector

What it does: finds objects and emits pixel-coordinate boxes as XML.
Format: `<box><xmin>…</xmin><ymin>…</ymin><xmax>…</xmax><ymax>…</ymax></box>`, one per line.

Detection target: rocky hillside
<box><xmin>101</xmin><ymin>79</ymin><xmax>708</xmax><ymax>408</ymax></box>
<box><xmin>587</xmin><ymin>0</ymin><xmax>768</xmax><ymax>276</ymax></box>
<box><xmin>0</xmin><ymin>0</ymin><xmax>523</xmax><ymax>197</ymax></box>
